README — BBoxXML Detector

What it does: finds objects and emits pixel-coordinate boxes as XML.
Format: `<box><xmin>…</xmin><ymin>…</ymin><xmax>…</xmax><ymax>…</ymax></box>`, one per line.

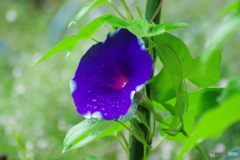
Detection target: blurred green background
<box><xmin>0</xmin><ymin>0</ymin><xmax>239</xmax><ymax>160</ymax></box>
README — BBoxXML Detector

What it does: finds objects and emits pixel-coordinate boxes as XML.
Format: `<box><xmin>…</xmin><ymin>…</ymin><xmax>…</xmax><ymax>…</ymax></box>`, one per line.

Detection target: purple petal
<box><xmin>70</xmin><ymin>29</ymin><xmax>153</xmax><ymax>120</ymax></box>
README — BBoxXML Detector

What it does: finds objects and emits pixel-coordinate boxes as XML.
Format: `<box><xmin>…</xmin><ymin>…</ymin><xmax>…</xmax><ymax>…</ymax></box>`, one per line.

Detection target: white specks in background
<box><xmin>218</xmin><ymin>78</ymin><xmax>228</xmax><ymax>88</ymax></box>
<box><xmin>12</xmin><ymin>67</ymin><xmax>22</xmax><ymax>78</ymax></box>
<box><xmin>57</xmin><ymin>120</ymin><xmax>68</xmax><ymax>131</ymax></box>
<box><xmin>215</xmin><ymin>143</ymin><xmax>225</xmax><ymax>152</ymax></box>
<box><xmin>15</xmin><ymin>84</ymin><xmax>26</xmax><ymax>95</ymax></box>
<box><xmin>37</xmin><ymin>139</ymin><xmax>48</xmax><ymax>149</ymax></box>
<box><xmin>31</xmin><ymin>52</ymin><xmax>42</xmax><ymax>62</ymax></box>
<box><xmin>6</xmin><ymin>10</ymin><xmax>17</xmax><ymax>22</ymax></box>
<box><xmin>60</xmin><ymin>69</ymin><xmax>71</xmax><ymax>80</ymax></box>
<box><xmin>160</xmin><ymin>140</ymin><xmax>174</xmax><ymax>160</ymax></box>
<box><xmin>26</xmin><ymin>141</ymin><xmax>34</xmax><ymax>150</ymax></box>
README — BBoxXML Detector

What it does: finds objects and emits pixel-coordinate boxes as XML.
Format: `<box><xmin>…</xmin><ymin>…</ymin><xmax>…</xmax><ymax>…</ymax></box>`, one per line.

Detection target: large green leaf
<box><xmin>32</xmin><ymin>35</ymin><xmax>80</xmax><ymax>68</ymax></box>
<box><xmin>62</xmin><ymin>118</ymin><xmax>101</xmax><ymax>153</ymax></box>
<box><xmin>188</xmin><ymin>88</ymin><xmax>222</xmax><ymax>116</ymax></box>
<box><xmin>78</xmin><ymin>18</ymin><xmax>105</xmax><ymax>38</ymax></box>
<box><xmin>177</xmin><ymin>78</ymin><xmax>240</xmax><ymax>159</ymax></box>
<box><xmin>186</xmin><ymin>49</ymin><xmax>222</xmax><ymax>87</ymax></box>
<box><xmin>218</xmin><ymin>77</ymin><xmax>240</xmax><ymax>103</ymax></box>
<box><xmin>69</xmin><ymin>0</ymin><xmax>111</xmax><ymax>27</ymax></box>
<box><xmin>151</xmin><ymin>33</ymin><xmax>222</xmax><ymax>103</ymax></box>
<box><xmin>177</xmin><ymin>93</ymin><xmax>240</xmax><ymax>159</ymax></box>
<box><xmin>63</xmin><ymin>121</ymin><xmax>128</xmax><ymax>152</ymax></box>
<box><xmin>151</xmin><ymin>33</ymin><xmax>192</xmax><ymax>103</ymax></box>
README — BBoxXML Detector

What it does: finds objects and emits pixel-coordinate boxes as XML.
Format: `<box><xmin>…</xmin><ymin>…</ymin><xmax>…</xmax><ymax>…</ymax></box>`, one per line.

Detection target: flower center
<box><xmin>113</xmin><ymin>75</ymin><xmax>129</xmax><ymax>89</ymax></box>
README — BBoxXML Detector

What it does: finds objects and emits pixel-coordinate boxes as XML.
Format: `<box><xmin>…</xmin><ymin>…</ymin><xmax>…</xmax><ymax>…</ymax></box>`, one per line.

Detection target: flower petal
<box><xmin>70</xmin><ymin>29</ymin><xmax>153</xmax><ymax>120</ymax></box>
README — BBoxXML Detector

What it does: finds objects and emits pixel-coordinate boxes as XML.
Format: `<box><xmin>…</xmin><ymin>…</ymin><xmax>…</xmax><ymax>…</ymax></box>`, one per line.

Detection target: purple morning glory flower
<box><xmin>70</xmin><ymin>29</ymin><xmax>153</xmax><ymax>120</ymax></box>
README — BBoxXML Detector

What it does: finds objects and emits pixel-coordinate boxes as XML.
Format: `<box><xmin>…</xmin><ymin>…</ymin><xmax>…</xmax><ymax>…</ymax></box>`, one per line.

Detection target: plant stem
<box><xmin>115</xmin><ymin>135</ymin><xmax>129</xmax><ymax>155</ymax></box>
<box><xmin>120</xmin><ymin>0</ymin><xmax>133</xmax><ymax>20</ymax></box>
<box><xmin>90</xmin><ymin>37</ymin><xmax>99</xmax><ymax>43</ymax></box>
<box><xmin>182</xmin><ymin>129</ymin><xmax>208</xmax><ymax>160</ymax></box>
<box><xmin>148</xmin><ymin>135</ymin><xmax>166</xmax><ymax>156</ymax></box>
<box><xmin>110</xmin><ymin>2</ymin><xmax>127</xmax><ymax>20</ymax></box>
<box><xmin>119</xmin><ymin>131</ymin><xmax>129</xmax><ymax>150</ymax></box>
<box><xmin>129</xmin><ymin>1</ymin><xmax>163</xmax><ymax>160</ymax></box>
<box><xmin>196</xmin><ymin>144</ymin><xmax>209</xmax><ymax>160</ymax></box>
<box><xmin>135</xmin><ymin>6</ymin><xmax>143</xmax><ymax>19</ymax></box>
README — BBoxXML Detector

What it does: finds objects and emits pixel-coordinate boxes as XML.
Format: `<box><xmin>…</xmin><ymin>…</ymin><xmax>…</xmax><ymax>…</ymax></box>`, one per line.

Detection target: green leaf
<box><xmin>217</xmin><ymin>77</ymin><xmax>240</xmax><ymax>103</ymax></box>
<box><xmin>78</xmin><ymin>18</ymin><xmax>105</xmax><ymax>38</ymax></box>
<box><xmin>63</xmin><ymin>121</ymin><xmax>128</xmax><ymax>152</ymax></box>
<box><xmin>188</xmin><ymin>88</ymin><xmax>222</xmax><ymax>116</ymax></box>
<box><xmin>154</xmin><ymin>23</ymin><xmax>189</xmax><ymax>31</ymax></box>
<box><xmin>177</xmin><ymin>94</ymin><xmax>240</xmax><ymax>159</ymax></box>
<box><xmin>186</xmin><ymin>49</ymin><xmax>222</xmax><ymax>87</ymax></box>
<box><xmin>69</xmin><ymin>0</ymin><xmax>111</xmax><ymax>27</ymax></box>
<box><xmin>100</xmin><ymin>14</ymin><xmax>130</xmax><ymax>28</ymax></box>
<box><xmin>116</xmin><ymin>92</ymin><xmax>143</xmax><ymax>122</ymax></box>
<box><xmin>217</xmin><ymin>1</ymin><xmax>240</xmax><ymax>18</ymax></box>
<box><xmin>128</xmin><ymin>19</ymin><xmax>149</xmax><ymax>33</ymax></box>
<box><xmin>141</xmin><ymin>23</ymin><xmax>189</xmax><ymax>37</ymax></box>
<box><xmin>151</xmin><ymin>33</ymin><xmax>222</xmax><ymax>103</ymax></box>
<box><xmin>151</xmin><ymin>33</ymin><xmax>192</xmax><ymax>103</ymax></box>
<box><xmin>126</xmin><ymin>19</ymin><xmax>149</xmax><ymax>37</ymax></box>
<box><xmin>204</xmin><ymin>11</ymin><xmax>240</xmax><ymax>54</ymax></box>
<box><xmin>62</xmin><ymin>118</ymin><xmax>101</xmax><ymax>153</ymax></box>
<box><xmin>86</xmin><ymin>155</ymin><xmax>98</xmax><ymax>160</ymax></box>
<box><xmin>32</xmin><ymin>35</ymin><xmax>79</xmax><ymax>68</ymax></box>
<box><xmin>161</xmin><ymin>110</ymin><xmax>194</xmax><ymax>143</ymax></box>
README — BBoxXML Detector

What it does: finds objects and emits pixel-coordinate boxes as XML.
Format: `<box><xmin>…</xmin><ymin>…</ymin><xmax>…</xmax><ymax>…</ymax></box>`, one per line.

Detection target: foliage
<box><xmin>31</xmin><ymin>0</ymin><xmax>240</xmax><ymax>159</ymax></box>
<box><xmin>1</xmin><ymin>0</ymin><xmax>240</xmax><ymax>160</ymax></box>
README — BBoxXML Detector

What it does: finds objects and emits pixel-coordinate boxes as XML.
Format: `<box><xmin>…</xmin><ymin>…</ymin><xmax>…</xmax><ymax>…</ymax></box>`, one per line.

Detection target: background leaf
<box><xmin>178</xmin><ymin>94</ymin><xmax>240</xmax><ymax>159</ymax></box>
<box><xmin>217</xmin><ymin>2</ymin><xmax>240</xmax><ymax>18</ymax></box>
<box><xmin>86</xmin><ymin>155</ymin><xmax>98</xmax><ymax>160</ymax></box>
<box><xmin>203</xmin><ymin>11</ymin><xmax>240</xmax><ymax>61</ymax></box>
<box><xmin>177</xmin><ymin>77</ymin><xmax>240</xmax><ymax>159</ymax></box>
<box><xmin>217</xmin><ymin>77</ymin><xmax>240</xmax><ymax>103</ymax></box>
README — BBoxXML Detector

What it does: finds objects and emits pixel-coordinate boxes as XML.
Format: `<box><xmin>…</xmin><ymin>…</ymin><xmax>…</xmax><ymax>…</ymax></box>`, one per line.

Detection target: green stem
<box><xmin>129</xmin><ymin>1</ymin><xmax>163</xmax><ymax>160</ymax></box>
<box><xmin>135</xmin><ymin>6</ymin><xmax>143</xmax><ymax>19</ymax></box>
<box><xmin>182</xmin><ymin>130</ymin><xmax>208</xmax><ymax>160</ymax></box>
<box><xmin>110</xmin><ymin>2</ymin><xmax>127</xmax><ymax>20</ymax></box>
<box><xmin>90</xmin><ymin>37</ymin><xmax>99</xmax><ymax>43</ymax></box>
<box><xmin>115</xmin><ymin>135</ymin><xmax>129</xmax><ymax>155</ymax></box>
<box><xmin>196</xmin><ymin>144</ymin><xmax>209</xmax><ymax>160</ymax></box>
<box><xmin>120</xmin><ymin>0</ymin><xmax>133</xmax><ymax>20</ymax></box>
<box><xmin>119</xmin><ymin>131</ymin><xmax>129</xmax><ymax>150</ymax></box>
<box><xmin>148</xmin><ymin>135</ymin><xmax>166</xmax><ymax>156</ymax></box>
